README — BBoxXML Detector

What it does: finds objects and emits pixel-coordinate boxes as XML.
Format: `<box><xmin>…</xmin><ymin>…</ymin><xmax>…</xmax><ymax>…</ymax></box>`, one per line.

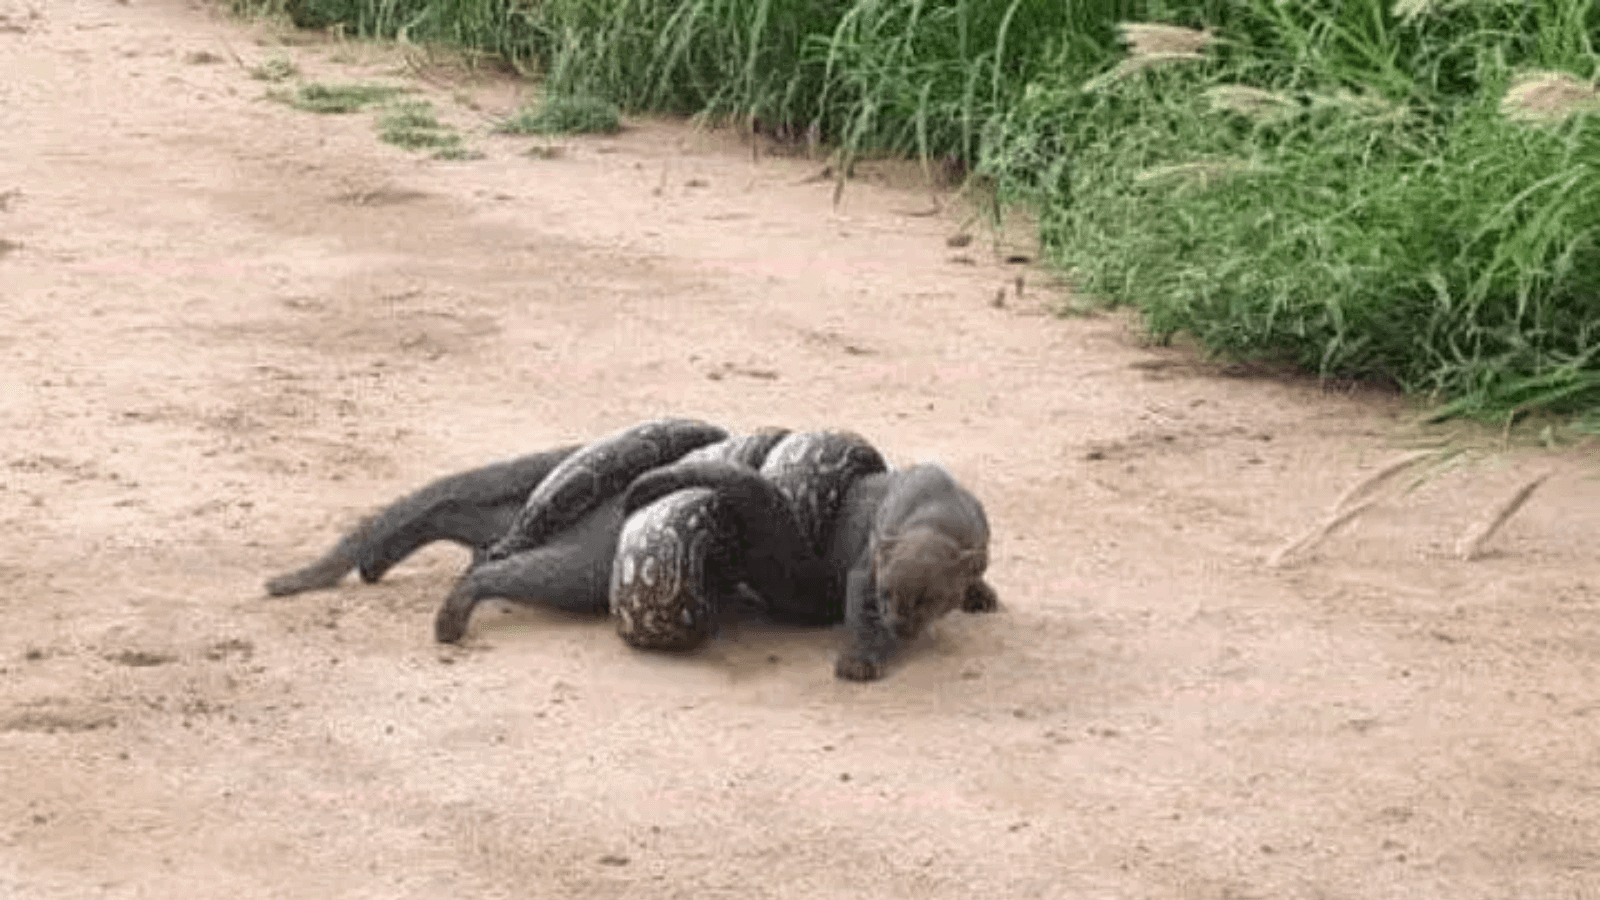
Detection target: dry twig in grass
<box><xmin>1455</xmin><ymin>471</ymin><xmax>1552</xmax><ymax>561</ymax></box>
<box><xmin>1268</xmin><ymin>449</ymin><xmax>1441</xmax><ymax>569</ymax></box>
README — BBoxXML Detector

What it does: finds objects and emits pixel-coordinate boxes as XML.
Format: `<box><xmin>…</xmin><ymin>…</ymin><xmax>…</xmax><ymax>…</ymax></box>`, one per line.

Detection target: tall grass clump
<box><xmin>803</xmin><ymin>0</ymin><xmax>1131</xmax><ymax>168</ymax></box>
<box><xmin>240</xmin><ymin>0</ymin><xmax>543</xmax><ymax>66</ymax></box>
<box><xmin>533</xmin><ymin>0</ymin><xmax>842</xmax><ymax>123</ymax></box>
<box><xmin>264</xmin><ymin>0</ymin><xmax>1143</xmax><ymax>162</ymax></box>
<box><xmin>982</xmin><ymin>0</ymin><xmax>1600</xmax><ymax>418</ymax></box>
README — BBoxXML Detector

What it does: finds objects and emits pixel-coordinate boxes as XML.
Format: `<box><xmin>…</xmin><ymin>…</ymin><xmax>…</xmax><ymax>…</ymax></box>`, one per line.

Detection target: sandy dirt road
<box><xmin>2</xmin><ymin>1</ymin><xmax>1598</xmax><ymax>897</ymax></box>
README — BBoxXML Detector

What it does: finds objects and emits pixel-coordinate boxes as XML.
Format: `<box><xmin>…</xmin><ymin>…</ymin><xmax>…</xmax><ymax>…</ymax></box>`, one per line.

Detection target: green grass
<box><xmin>432</xmin><ymin>145</ymin><xmax>487</xmax><ymax>160</ymax></box>
<box><xmin>377</xmin><ymin>100</ymin><xmax>465</xmax><ymax>151</ymax></box>
<box><xmin>251</xmin><ymin>0</ymin><xmax>1600</xmax><ymax>420</ymax></box>
<box><xmin>980</xmin><ymin>3</ymin><xmax>1600</xmax><ymax>419</ymax></box>
<box><xmin>273</xmin><ymin>80</ymin><xmax>475</xmax><ymax>158</ymax></box>
<box><xmin>497</xmin><ymin>93</ymin><xmax>622</xmax><ymax>134</ymax></box>
<box><xmin>280</xmin><ymin>80</ymin><xmax>406</xmax><ymax>113</ymax></box>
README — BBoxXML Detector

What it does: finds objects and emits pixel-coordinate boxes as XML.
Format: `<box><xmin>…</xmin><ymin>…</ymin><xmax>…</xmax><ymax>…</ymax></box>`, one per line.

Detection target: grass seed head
<box><xmin>1205</xmin><ymin>85</ymin><xmax>1300</xmax><ymax>121</ymax></box>
<box><xmin>1083</xmin><ymin>53</ymin><xmax>1208</xmax><ymax>93</ymax></box>
<box><xmin>1117</xmin><ymin>22</ymin><xmax>1215</xmax><ymax>57</ymax></box>
<box><xmin>1390</xmin><ymin>0</ymin><xmax>1496</xmax><ymax>23</ymax></box>
<box><xmin>1391</xmin><ymin>0</ymin><xmax>1435</xmax><ymax>22</ymax></box>
<box><xmin>1133</xmin><ymin>159</ymin><xmax>1261</xmax><ymax>193</ymax></box>
<box><xmin>1308</xmin><ymin>88</ymin><xmax>1400</xmax><ymax>116</ymax></box>
<box><xmin>1500</xmin><ymin>70</ymin><xmax>1600</xmax><ymax>127</ymax></box>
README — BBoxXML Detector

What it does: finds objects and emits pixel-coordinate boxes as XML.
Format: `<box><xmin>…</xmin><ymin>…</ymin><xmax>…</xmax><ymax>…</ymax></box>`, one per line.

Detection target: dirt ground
<box><xmin>3</xmin><ymin>1</ymin><xmax>1598</xmax><ymax>897</ymax></box>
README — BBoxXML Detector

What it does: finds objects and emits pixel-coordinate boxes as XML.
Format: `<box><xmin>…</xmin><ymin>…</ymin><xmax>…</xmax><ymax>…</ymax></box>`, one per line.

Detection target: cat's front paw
<box><xmin>962</xmin><ymin>580</ymin><xmax>1000</xmax><ymax>613</ymax></box>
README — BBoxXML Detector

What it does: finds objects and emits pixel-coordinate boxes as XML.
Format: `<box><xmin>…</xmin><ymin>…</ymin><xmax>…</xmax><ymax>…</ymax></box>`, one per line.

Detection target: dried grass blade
<box><xmin>1455</xmin><ymin>471</ymin><xmax>1553</xmax><ymax>561</ymax></box>
<box><xmin>1268</xmin><ymin>494</ymin><xmax>1386</xmax><ymax>569</ymax></box>
<box><xmin>1332</xmin><ymin>449</ymin><xmax>1440</xmax><ymax>513</ymax></box>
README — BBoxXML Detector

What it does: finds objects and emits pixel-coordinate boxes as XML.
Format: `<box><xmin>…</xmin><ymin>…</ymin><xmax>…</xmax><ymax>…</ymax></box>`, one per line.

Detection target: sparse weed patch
<box><xmin>431</xmin><ymin>146</ymin><xmax>486</xmax><ymax>160</ymax></box>
<box><xmin>280</xmin><ymin>80</ymin><xmax>405</xmax><ymax>113</ymax></box>
<box><xmin>497</xmin><ymin>94</ymin><xmax>621</xmax><ymax>135</ymax></box>
<box><xmin>377</xmin><ymin>100</ymin><xmax>464</xmax><ymax>151</ymax></box>
<box><xmin>250</xmin><ymin>54</ymin><xmax>300</xmax><ymax>81</ymax></box>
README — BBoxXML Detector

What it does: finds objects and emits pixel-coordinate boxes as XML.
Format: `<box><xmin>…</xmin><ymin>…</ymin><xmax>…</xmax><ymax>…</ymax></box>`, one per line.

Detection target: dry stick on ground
<box><xmin>1455</xmin><ymin>470</ymin><xmax>1553</xmax><ymax>561</ymax></box>
<box><xmin>1268</xmin><ymin>449</ymin><xmax>1441</xmax><ymax>569</ymax></box>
